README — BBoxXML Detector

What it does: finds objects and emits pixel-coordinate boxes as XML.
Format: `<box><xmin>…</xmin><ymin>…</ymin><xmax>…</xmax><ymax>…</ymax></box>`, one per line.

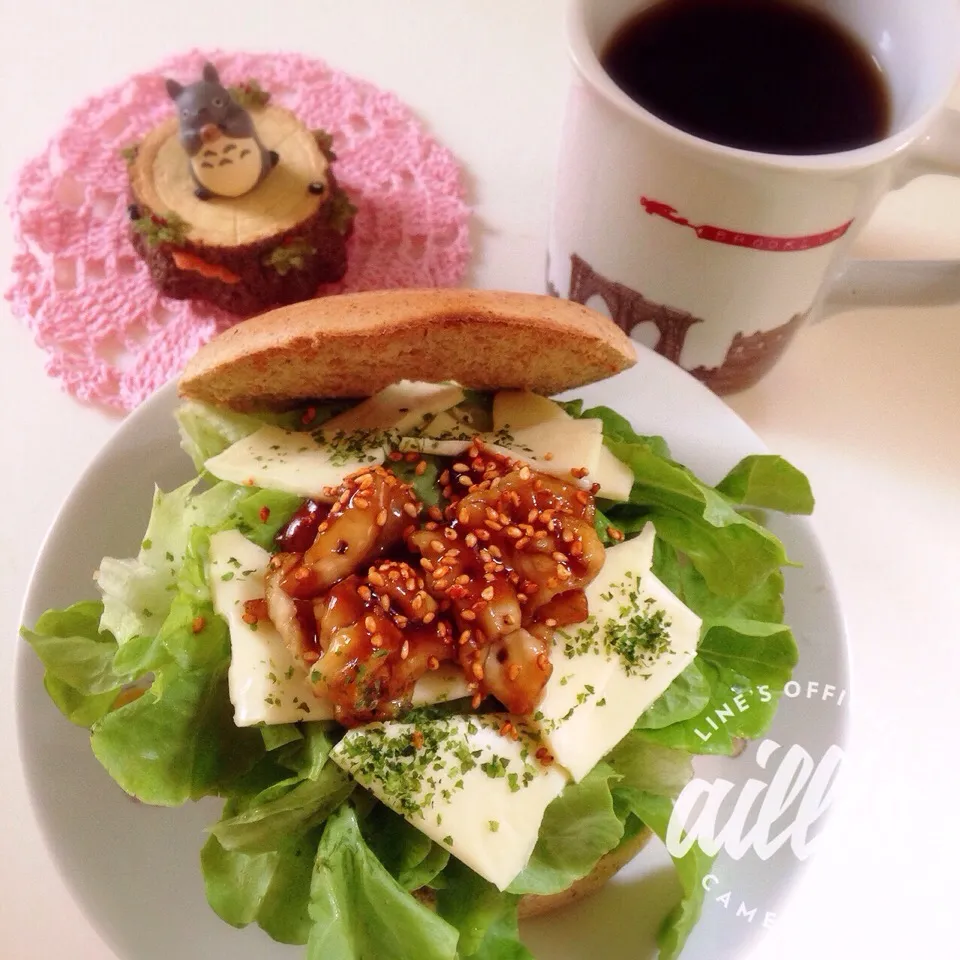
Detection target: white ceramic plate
<box><xmin>16</xmin><ymin>347</ymin><xmax>849</xmax><ymax>960</ymax></box>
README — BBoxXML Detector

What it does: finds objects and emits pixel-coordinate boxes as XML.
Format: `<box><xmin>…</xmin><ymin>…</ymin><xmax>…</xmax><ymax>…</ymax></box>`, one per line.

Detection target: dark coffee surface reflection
<box><xmin>602</xmin><ymin>0</ymin><xmax>891</xmax><ymax>155</ymax></box>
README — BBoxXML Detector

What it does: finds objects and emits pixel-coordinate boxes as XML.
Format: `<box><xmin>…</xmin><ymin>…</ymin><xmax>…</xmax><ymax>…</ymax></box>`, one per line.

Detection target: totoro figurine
<box><xmin>165</xmin><ymin>62</ymin><xmax>279</xmax><ymax>200</ymax></box>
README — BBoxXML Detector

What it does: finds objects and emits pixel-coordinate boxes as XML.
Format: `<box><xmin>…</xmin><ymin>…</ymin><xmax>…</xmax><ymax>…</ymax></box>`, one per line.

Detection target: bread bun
<box><xmin>413</xmin><ymin>826</ymin><xmax>652</xmax><ymax>920</ymax></box>
<box><xmin>178</xmin><ymin>288</ymin><xmax>636</xmax><ymax>410</ymax></box>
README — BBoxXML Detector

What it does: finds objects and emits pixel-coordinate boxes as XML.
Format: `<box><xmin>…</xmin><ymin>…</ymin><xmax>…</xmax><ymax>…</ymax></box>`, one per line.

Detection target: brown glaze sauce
<box><xmin>263</xmin><ymin>443</ymin><xmax>605</xmax><ymax>726</ymax></box>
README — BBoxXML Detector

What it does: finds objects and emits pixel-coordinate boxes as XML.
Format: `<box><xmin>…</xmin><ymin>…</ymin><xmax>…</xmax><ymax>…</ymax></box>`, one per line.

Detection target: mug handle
<box><xmin>822</xmin><ymin>107</ymin><xmax>960</xmax><ymax>318</ymax></box>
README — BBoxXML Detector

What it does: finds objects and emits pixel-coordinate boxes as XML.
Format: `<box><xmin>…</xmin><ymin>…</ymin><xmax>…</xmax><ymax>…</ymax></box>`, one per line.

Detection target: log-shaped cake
<box><xmin>128</xmin><ymin>101</ymin><xmax>353</xmax><ymax>316</ymax></box>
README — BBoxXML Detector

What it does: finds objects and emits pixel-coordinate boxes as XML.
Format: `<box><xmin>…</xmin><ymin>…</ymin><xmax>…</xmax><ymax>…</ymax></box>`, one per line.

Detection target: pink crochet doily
<box><xmin>7</xmin><ymin>50</ymin><xmax>472</xmax><ymax>411</ymax></box>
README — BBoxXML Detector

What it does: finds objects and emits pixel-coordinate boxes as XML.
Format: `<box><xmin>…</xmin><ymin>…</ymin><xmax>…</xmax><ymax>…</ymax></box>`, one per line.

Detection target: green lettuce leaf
<box><xmin>635</xmin><ymin>660</ymin><xmax>712</xmax><ymax>730</ymax></box>
<box><xmin>390</xmin><ymin>455</ymin><xmax>443</xmax><ymax>507</ymax></box>
<box><xmin>307</xmin><ymin>805</ymin><xmax>458</xmax><ymax>960</ymax></box>
<box><xmin>616</xmin><ymin>790</ymin><xmax>715</xmax><ymax>960</ymax></box>
<box><xmin>508</xmin><ymin>763</ymin><xmax>623</xmax><ymax>896</ymax></box>
<box><xmin>654</xmin><ymin>540</ymin><xmax>785</xmax><ymax>625</ymax></box>
<box><xmin>360</xmin><ymin>802</ymin><xmax>450</xmax><ymax>891</ymax></box>
<box><xmin>634</xmin><ymin>503</ymin><xmax>786</xmax><ymax>599</ymax></box>
<box><xmin>437</xmin><ymin>857</ymin><xmax>529</xmax><ymax>959</ymax></box>
<box><xmin>574</xmin><ymin>402</ymin><xmax>806</xmax><ymax>599</ymax></box>
<box><xmin>90</xmin><ymin>660</ymin><xmax>262</xmax><ymax>805</ymax></box>
<box><xmin>231</xmin><ymin>488</ymin><xmax>305</xmax><ymax>548</ymax></box>
<box><xmin>637</xmin><ymin>621</ymin><xmax>798</xmax><ymax>754</ymax></box>
<box><xmin>274</xmin><ymin>724</ymin><xmax>338</xmax><ymax>780</ymax></box>
<box><xmin>468</xmin><ymin>907</ymin><xmax>534</xmax><ymax>960</ymax></box>
<box><xmin>715</xmin><ymin>454</ymin><xmax>814</xmax><ymax>515</ymax></box>
<box><xmin>261</xmin><ymin>724</ymin><xmax>304</xmax><ymax>752</ymax></box>
<box><xmin>175</xmin><ymin>400</ymin><xmax>309</xmax><ymax>468</ymax></box>
<box><xmin>41</xmin><ymin>674</ymin><xmax>120</xmax><ymax>727</ymax></box>
<box><xmin>580</xmin><ymin>404</ymin><xmax>671</xmax><ymax>459</ymax></box>
<box><xmin>201</xmin><ymin>827</ymin><xmax>320</xmax><ymax>945</ymax></box>
<box><xmin>97</xmin><ymin>479</ymin><xmax>242</xmax><ymax>644</ymax></box>
<box><xmin>175</xmin><ymin>399</ymin><xmax>347</xmax><ymax>470</ymax></box>
<box><xmin>604</xmin><ymin>733</ymin><xmax>693</xmax><ymax>798</ymax></box>
<box><xmin>21</xmin><ymin>600</ymin><xmax>127</xmax><ymax>727</ymax></box>
<box><xmin>211</xmin><ymin>765</ymin><xmax>354</xmax><ymax>855</ymax></box>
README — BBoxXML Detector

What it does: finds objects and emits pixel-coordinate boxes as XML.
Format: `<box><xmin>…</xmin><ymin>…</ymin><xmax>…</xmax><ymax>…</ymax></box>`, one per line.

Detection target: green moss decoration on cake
<box><xmin>228</xmin><ymin>79</ymin><xmax>271</xmax><ymax>110</ymax></box>
<box><xmin>328</xmin><ymin>186</ymin><xmax>357</xmax><ymax>235</ymax></box>
<box><xmin>120</xmin><ymin>142</ymin><xmax>140</xmax><ymax>165</ymax></box>
<box><xmin>131</xmin><ymin>210</ymin><xmax>191</xmax><ymax>248</ymax></box>
<box><xmin>263</xmin><ymin>237</ymin><xmax>317</xmax><ymax>276</ymax></box>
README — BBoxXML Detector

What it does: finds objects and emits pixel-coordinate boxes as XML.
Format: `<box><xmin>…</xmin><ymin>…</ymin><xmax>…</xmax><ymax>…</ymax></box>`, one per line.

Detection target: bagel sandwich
<box><xmin>25</xmin><ymin>289</ymin><xmax>810</xmax><ymax>960</ymax></box>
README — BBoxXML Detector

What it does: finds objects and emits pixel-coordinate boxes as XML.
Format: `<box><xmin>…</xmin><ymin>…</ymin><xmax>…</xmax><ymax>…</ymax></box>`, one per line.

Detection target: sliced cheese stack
<box><xmin>399</xmin><ymin>389</ymin><xmax>634</xmax><ymax>500</ymax></box>
<box><xmin>203</xmin><ymin>381</ymin><xmax>466</xmax><ymax>500</ymax></box>
<box><xmin>320</xmin><ymin>381</ymin><xmax>465</xmax><ymax>435</ymax></box>
<box><xmin>204</xmin><ymin>425</ymin><xmax>384</xmax><ymax>501</ymax></box>
<box><xmin>330</xmin><ymin>716</ymin><xmax>569</xmax><ymax>891</ymax></box>
<box><xmin>494</xmin><ymin>389</ymin><xmax>635</xmax><ymax>501</ymax></box>
<box><xmin>209</xmin><ymin>530</ymin><xmax>333</xmax><ymax>724</ymax></box>
<box><xmin>208</xmin><ymin>530</ymin><xmax>473</xmax><ymax>726</ymax></box>
<box><xmin>533</xmin><ymin>523</ymin><xmax>702</xmax><ymax>781</ymax></box>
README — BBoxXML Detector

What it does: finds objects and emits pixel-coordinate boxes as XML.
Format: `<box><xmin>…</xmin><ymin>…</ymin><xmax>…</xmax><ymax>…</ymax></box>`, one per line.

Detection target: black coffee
<box><xmin>601</xmin><ymin>0</ymin><xmax>891</xmax><ymax>155</ymax></box>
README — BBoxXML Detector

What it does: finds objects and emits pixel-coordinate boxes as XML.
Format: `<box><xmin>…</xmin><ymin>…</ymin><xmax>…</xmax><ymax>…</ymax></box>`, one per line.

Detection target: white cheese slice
<box><xmin>204</xmin><ymin>425</ymin><xmax>384</xmax><ymax>501</ymax></box>
<box><xmin>534</xmin><ymin>523</ymin><xmax>701</xmax><ymax>781</ymax></box>
<box><xmin>492</xmin><ymin>390</ymin><xmax>569</xmax><ymax>431</ymax></box>
<box><xmin>331</xmin><ymin>716</ymin><xmax>569</xmax><ymax>890</ymax></box>
<box><xmin>507</xmin><ymin>418</ymin><xmax>604</xmax><ymax>475</ymax></box>
<box><xmin>494</xmin><ymin>389</ymin><xmax>633</xmax><ymax>501</ymax></box>
<box><xmin>209</xmin><ymin>530</ymin><xmax>334</xmax><ymax>725</ymax></box>
<box><xmin>409</xmin><ymin>665</ymin><xmax>472</xmax><ymax>706</ymax></box>
<box><xmin>322</xmin><ymin>381</ymin><xmax>465</xmax><ymax>435</ymax></box>
<box><xmin>398</xmin><ymin>417</ymin><xmax>605</xmax><ymax>486</ymax></box>
<box><xmin>420</xmin><ymin>410</ymin><xmax>462</xmax><ymax>438</ymax></box>
<box><xmin>593</xmin><ymin>446</ymin><xmax>635</xmax><ymax>501</ymax></box>
<box><xmin>210</xmin><ymin>530</ymin><xmax>478</xmax><ymax>727</ymax></box>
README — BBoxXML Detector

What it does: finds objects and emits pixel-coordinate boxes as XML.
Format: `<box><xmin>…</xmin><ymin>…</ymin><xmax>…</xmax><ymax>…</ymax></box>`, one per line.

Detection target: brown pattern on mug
<box><xmin>567</xmin><ymin>254</ymin><xmax>806</xmax><ymax>395</ymax></box>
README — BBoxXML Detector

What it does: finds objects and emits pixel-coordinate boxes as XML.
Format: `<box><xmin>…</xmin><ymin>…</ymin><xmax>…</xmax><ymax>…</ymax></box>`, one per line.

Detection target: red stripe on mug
<box><xmin>640</xmin><ymin>196</ymin><xmax>853</xmax><ymax>252</ymax></box>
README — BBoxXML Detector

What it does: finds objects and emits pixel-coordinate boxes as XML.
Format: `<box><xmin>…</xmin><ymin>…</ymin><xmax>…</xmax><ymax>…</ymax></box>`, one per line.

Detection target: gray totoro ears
<box><xmin>165</xmin><ymin>78</ymin><xmax>184</xmax><ymax>100</ymax></box>
<box><xmin>202</xmin><ymin>62</ymin><xmax>220</xmax><ymax>85</ymax></box>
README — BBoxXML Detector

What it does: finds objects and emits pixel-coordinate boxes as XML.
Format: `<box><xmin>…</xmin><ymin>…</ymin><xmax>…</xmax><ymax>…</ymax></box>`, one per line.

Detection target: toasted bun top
<box><xmin>178</xmin><ymin>289</ymin><xmax>636</xmax><ymax>410</ymax></box>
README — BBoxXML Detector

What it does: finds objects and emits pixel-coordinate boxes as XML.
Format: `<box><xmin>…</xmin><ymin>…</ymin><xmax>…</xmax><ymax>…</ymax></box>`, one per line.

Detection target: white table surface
<box><xmin>2</xmin><ymin>2</ymin><xmax>958</xmax><ymax>958</ymax></box>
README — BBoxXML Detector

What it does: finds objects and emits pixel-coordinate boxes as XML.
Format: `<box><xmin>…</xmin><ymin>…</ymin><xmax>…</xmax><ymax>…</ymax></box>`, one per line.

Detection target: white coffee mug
<box><xmin>548</xmin><ymin>0</ymin><xmax>960</xmax><ymax>393</ymax></box>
